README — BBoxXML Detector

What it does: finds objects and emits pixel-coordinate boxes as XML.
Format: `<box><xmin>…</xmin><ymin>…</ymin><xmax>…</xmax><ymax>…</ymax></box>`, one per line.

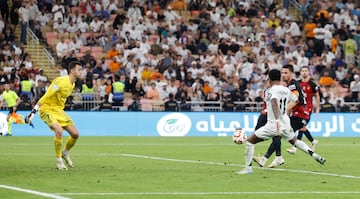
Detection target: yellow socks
<box><xmin>7</xmin><ymin>120</ymin><xmax>11</xmax><ymax>135</ymax></box>
<box><xmin>65</xmin><ymin>136</ymin><xmax>77</xmax><ymax>151</ymax></box>
<box><xmin>54</xmin><ymin>137</ymin><xmax>62</xmax><ymax>158</ymax></box>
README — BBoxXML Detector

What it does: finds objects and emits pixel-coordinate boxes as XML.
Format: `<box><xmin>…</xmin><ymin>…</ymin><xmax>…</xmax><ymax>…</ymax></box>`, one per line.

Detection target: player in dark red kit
<box><xmin>253</xmin><ymin>64</ymin><xmax>312</xmax><ymax>168</ymax></box>
<box><xmin>287</xmin><ymin>66</ymin><xmax>320</xmax><ymax>154</ymax></box>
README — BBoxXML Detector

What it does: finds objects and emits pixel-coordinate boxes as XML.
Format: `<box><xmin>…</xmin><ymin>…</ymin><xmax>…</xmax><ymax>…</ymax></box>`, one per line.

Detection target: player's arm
<box><xmin>25</xmin><ymin>102</ymin><xmax>41</xmax><ymax>124</ymax></box>
<box><xmin>286</xmin><ymin>91</ymin><xmax>298</xmax><ymax>115</ymax></box>
<box><xmin>312</xmin><ymin>82</ymin><xmax>321</xmax><ymax>114</ymax></box>
<box><xmin>25</xmin><ymin>80</ymin><xmax>58</xmax><ymax>123</ymax></box>
<box><xmin>13</xmin><ymin>95</ymin><xmax>21</xmax><ymax>111</ymax></box>
<box><xmin>271</xmin><ymin>98</ymin><xmax>281</xmax><ymax>134</ymax></box>
<box><xmin>286</xmin><ymin>101</ymin><xmax>297</xmax><ymax>115</ymax></box>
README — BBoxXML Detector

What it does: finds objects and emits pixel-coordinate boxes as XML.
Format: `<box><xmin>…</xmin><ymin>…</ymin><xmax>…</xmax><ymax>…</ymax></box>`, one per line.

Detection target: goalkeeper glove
<box><xmin>25</xmin><ymin>104</ymin><xmax>39</xmax><ymax>124</ymax></box>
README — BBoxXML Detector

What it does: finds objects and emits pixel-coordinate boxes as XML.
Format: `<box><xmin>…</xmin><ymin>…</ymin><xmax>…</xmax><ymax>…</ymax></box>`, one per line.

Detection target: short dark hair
<box><xmin>268</xmin><ymin>69</ymin><xmax>281</xmax><ymax>81</ymax></box>
<box><xmin>283</xmin><ymin>64</ymin><xmax>294</xmax><ymax>73</ymax></box>
<box><xmin>68</xmin><ymin>61</ymin><xmax>82</xmax><ymax>73</ymax></box>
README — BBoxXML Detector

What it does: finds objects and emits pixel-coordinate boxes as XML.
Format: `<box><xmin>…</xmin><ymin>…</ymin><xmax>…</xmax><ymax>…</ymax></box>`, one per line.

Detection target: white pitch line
<box><xmin>0</xmin><ymin>143</ymin><xmax>358</xmax><ymax>147</ymax></box>
<box><xmin>0</xmin><ymin>185</ymin><xmax>71</xmax><ymax>199</ymax></box>
<box><xmin>57</xmin><ymin>191</ymin><xmax>360</xmax><ymax>196</ymax></box>
<box><xmin>121</xmin><ymin>153</ymin><xmax>360</xmax><ymax>179</ymax></box>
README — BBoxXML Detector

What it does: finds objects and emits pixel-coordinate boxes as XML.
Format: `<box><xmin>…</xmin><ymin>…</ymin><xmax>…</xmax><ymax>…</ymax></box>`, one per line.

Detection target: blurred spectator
<box><xmin>164</xmin><ymin>93</ymin><xmax>178</xmax><ymax>111</ymax></box>
<box><xmin>321</xmin><ymin>96</ymin><xmax>335</xmax><ymax>112</ymax></box>
<box><xmin>146</xmin><ymin>82</ymin><xmax>160</xmax><ymax>100</ymax></box>
<box><xmin>350</xmin><ymin>74</ymin><xmax>360</xmax><ymax>101</ymax></box>
<box><xmin>52</xmin><ymin>0</ymin><xmax>65</xmax><ymax>21</ymax></box>
<box><xmin>19</xmin><ymin>1</ymin><xmax>29</xmax><ymax>44</ymax></box>
<box><xmin>319</xmin><ymin>70</ymin><xmax>335</xmax><ymax>87</ymax></box>
<box><xmin>56</xmin><ymin>37</ymin><xmax>69</xmax><ymax>58</ymax></box>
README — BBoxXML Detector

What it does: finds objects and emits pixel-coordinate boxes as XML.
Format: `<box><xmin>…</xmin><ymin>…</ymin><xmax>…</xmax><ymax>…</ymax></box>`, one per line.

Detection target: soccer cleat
<box><xmin>235</xmin><ymin>166</ymin><xmax>253</xmax><ymax>175</ymax></box>
<box><xmin>56</xmin><ymin>159</ymin><xmax>68</xmax><ymax>170</ymax></box>
<box><xmin>311</xmin><ymin>140</ymin><xmax>319</xmax><ymax>151</ymax></box>
<box><xmin>313</xmin><ymin>154</ymin><xmax>326</xmax><ymax>165</ymax></box>
<box><xmin>253</xmin><ymin>156</ymin><xmax>268</xmax><ymax>167</ymax></box>
<box><xmin>62</xmin><ymin>151</ymin><xmax>74</xmax><ymax>168</ymax></box>
<box><xmin>267</xmin><ymin>156</ymin><xmax>285</xmax><ymax>168</ymax></box>
<box><xmin>287</xmin><ymin>146</ymin><xmax>297</xmax><ymax>154</ymax></box>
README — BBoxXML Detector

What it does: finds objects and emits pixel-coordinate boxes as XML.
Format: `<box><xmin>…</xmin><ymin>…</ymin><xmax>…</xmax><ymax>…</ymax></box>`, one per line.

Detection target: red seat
<box><xmin>91</xmin><ymin>46</ymin><xmax>103</xmax><ymax>53</ymax></box>
<box><xmin>80</xmin><ymin>46</ymin><xmax>91</xmax><ymax>53</ymax></box>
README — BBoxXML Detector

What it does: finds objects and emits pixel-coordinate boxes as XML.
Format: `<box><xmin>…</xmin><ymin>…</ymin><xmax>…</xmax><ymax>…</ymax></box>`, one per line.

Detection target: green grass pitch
<box><xmin>0</xmin><ymin>136</ymin><xmax>360</xmax><ymax>199</ymax></box>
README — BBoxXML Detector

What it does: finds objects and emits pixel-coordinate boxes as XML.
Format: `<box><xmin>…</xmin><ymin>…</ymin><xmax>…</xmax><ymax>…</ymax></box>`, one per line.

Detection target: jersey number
<box><xmin>279</xmin><ymin>98</ymin><xmax>287</xmax><ymax>114</ymax></box>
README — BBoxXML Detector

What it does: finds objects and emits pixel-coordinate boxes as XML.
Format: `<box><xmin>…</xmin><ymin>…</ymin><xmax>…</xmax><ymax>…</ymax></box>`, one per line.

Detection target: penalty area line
<box><xmin>0</xmin><ymin>185</ymin><xmax>71</xmax><ymax>199</ymax></box>
<box><xmin>121</xmin><ymin>153</ymin><xmax>360</xmax><ymax>179</ymax></box>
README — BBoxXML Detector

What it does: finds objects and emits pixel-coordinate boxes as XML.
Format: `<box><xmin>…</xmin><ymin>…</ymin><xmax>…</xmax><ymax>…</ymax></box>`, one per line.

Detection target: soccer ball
<box><xmin>232</xmin><ymin>128</ymin><xmax>247</xmax><ymax>144</ymax></box>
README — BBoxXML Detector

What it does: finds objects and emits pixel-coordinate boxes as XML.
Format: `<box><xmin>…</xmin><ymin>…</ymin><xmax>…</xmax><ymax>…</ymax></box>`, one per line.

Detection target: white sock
<box><xmin>294</xmin><ymin>139</ymin><xmax>311</xmax><ymax>154</ymax></box>
<box><xmin>245</xmin><ymin>141</ymin><xmax>254</xmax><ymax>167</ymax></box>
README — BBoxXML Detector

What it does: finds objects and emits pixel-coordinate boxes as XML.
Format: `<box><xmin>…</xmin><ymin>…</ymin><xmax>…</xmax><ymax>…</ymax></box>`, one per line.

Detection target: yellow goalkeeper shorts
<box><xmin>39</xmin><ymin>108</ymin><xmax>74</xmax><ymax>128</ymax></box>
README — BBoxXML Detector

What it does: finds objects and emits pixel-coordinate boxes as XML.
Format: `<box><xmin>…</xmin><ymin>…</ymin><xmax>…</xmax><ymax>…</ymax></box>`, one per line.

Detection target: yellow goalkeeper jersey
<box><xmin>39</xmin><ymin>75</ymin><xmax>74</xmax><ymax>110</ymax></box>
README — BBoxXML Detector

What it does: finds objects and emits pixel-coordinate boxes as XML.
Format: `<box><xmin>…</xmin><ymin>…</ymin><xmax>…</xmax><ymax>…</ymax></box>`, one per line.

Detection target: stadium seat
<box><xmin>71</xmin><ymin>6</ymin><xmax>82</xmax><ymax>14</ymax></box>
<box><xmin>75</xmin><ymin>52</ymin><xmax>84</xmax><ymax>59</ymax></box>
<box><xmin>80</xmin><ymin>46</ymin><xmax>91</xmax><ymax>53</ymax></box>
<box><xmin>91</xmin><ymin>46</ymin><xmax>104</xmax><ymax>54</ymax></box>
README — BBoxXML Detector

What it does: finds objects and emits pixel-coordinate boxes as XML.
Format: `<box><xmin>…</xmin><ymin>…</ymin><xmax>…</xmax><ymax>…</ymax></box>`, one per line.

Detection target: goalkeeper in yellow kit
<box><xmin>25</xmin><ymin>61</ymin><xmax>83</xmax><ymax>170</ymax></box>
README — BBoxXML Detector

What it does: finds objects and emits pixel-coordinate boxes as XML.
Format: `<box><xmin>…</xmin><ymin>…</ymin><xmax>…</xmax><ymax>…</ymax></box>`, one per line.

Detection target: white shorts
<box><xmin>254</xmin><ymin>122</ymin><xmax>294</xmax><ymax>141</ymax></box>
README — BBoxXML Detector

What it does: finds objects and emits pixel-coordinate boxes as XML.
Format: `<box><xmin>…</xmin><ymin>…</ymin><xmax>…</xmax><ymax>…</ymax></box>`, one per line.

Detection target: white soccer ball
<box><xmin>232</xmin><ymin>128</ymin><xmax>247</xmax><ymax>144</ymax></box>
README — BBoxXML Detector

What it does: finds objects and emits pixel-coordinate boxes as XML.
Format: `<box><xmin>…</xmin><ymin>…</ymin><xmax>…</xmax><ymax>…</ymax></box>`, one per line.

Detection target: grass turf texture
<box><xmin>0</xmin><ymin>136</ymin><xmax>359</xmax><ymax>199</ymax></box>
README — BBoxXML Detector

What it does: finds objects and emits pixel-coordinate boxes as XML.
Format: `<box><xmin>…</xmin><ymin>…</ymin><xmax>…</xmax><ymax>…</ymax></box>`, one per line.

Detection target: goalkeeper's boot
<box><xmin>253</xmin><ymin>156</ymin><xmax>267</xmax><ymax>167</ymax></box>
<box><xmin>56</xmin><ymin>159</ymin><xmax>68</xmax><ymax>170</ymax></box>
<box><xmin>62</xmin><ymin>150</ymin><xmax>74</xmax><ymax>168</ymax></box>
<box><xmin>267</xmin><ymin>156</ymin><xmax>285</xmax><ymax>168</ymax></box>
<box><xmin>235</xmin><ymin>166</ymin><xmax>253</xmax><ymax>175</ymax></box>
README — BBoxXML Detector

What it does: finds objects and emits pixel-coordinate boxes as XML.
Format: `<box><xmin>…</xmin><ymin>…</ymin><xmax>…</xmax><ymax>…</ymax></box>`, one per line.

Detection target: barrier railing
<box><xmin>290</xmin><ymin>0</ymin><xmax>301</xmax><ymax>11</ymax></box>
<box><xmin>26</xmin><ymin>28</ymin><xmax>41</xmax><ymax>63</ymax></box>
<box><xmin>42</xmin><ymin>48</ymin><xmax>56</xmax><ymax>70</ymax></box>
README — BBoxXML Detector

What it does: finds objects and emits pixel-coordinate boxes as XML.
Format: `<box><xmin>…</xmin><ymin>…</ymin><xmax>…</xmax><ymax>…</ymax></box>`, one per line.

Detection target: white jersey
<box><xmin>255</xmin><ymin>84</ymin><xmax>297</xmax><ymax>141</ymax></box>
<box><xmin>266</xmin><ymin>84</ymin><xmax>297</xmax><ymax>125</ymax></box>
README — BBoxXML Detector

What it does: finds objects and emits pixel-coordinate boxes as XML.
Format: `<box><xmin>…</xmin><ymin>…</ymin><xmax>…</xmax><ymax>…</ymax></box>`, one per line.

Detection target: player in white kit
<box><xmin>0</xmin><ymin>112</ymin><xmax>9</xmax><ymax>136</ymax></box>
<box><xmin>235</xmin><ymin>69</ymin><xmax>326</xmax><ymax>174</ymax></box>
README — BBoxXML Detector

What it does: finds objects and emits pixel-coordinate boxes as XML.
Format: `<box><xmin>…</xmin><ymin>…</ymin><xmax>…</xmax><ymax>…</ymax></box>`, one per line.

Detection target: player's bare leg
<box><xmin>235</xmin><ymin>135</ymin><xmax>264</xmax><ymax>175</ymax></box>
<box><xmin>289</xmin><ymin>137</ymin><xmax>325</xmax><ymax>165</ymax></box>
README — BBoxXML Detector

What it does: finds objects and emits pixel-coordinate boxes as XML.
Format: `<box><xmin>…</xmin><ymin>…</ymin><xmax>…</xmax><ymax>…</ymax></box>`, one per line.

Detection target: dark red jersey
<box><xmin>299</xmin><ymin>79</ymin><xmax>319</xmax><ymax>113</ymax></box>
<box><xmin>288</xmin><ymin>79</ymin><xmax>310</xmax><ymax>120</ymax></box>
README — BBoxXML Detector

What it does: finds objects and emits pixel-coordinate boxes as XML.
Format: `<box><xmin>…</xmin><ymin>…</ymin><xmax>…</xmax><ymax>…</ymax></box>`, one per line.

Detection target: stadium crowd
<box><xmin>1</xmin><ymin>0</ymin><xmax>360</xmax><ymax>112</ymax></box>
